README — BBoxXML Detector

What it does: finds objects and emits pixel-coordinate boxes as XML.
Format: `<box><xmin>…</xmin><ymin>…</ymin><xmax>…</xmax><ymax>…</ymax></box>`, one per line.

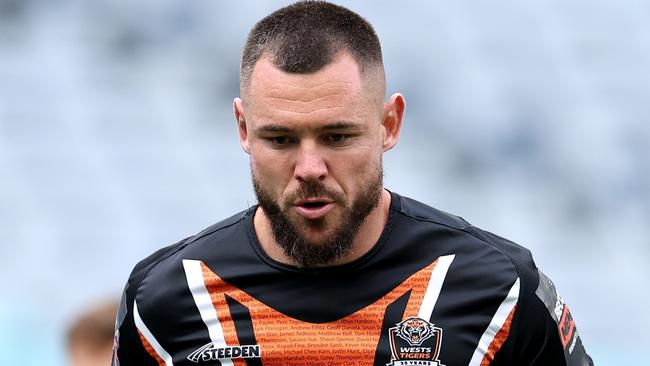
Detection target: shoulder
<box><xmin>389</xmin><ymin>192</ymin><xmax>550</xmax><ymax>323</ymax></box>
<box><xmin>124</xmin><ymin>208</ymin><xmax>253</xmax><ymax>300</ymax></box>
<box><xmin>391</xmin><ymin>192</ymin><xmax>540</xmax><ymax>284</ymax></box>
<box><xmin>392</xmin><ymin>192</ymin><xmax>593</xmax><ymax>363</ymax></box>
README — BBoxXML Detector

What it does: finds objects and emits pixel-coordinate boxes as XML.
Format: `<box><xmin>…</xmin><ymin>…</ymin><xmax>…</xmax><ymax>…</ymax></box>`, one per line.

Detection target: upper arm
<box><xmin>492</xmin><ymin>270</ymin><xmax>593</xmax><ymax>366</ymax></box>
<box><xmin>112</xmin><ymin>276</ymin><xmax>160</xmax><ymax>366</ymax></box>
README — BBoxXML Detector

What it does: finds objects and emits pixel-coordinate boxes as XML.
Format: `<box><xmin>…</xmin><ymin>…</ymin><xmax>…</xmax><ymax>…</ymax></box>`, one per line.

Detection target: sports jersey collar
<box><xmin>244</xmin><ymin>190</ymin><xmax>400</xmax><ymax>274</ymax></box>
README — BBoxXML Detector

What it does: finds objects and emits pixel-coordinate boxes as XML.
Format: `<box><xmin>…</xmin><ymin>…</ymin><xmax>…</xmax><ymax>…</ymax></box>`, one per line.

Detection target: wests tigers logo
<box><xmin>396</xmin><ymin>318</ymin><xmax>435</xmax><ymax>346</ymax></box>
<box><xmin>388</xmin><ymin>317</ymin><xmax>445</xmax><ymax>366</ymax></box>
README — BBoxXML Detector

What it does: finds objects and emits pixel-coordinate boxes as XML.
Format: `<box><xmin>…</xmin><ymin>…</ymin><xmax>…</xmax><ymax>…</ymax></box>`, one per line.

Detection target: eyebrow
<box><xmin>255</xmin><ymin>121</ymin><xmax>361</xmax><ymax>133</ymax></box>
<box><xmin>256</xmin><ymin>124</ymin><xmax>291</xmax><ymax>133</ymax></box>
<box><xmin>321</xmin><ymin>122</ymin><xmax>360</xmax><ymax>130</ymax></box>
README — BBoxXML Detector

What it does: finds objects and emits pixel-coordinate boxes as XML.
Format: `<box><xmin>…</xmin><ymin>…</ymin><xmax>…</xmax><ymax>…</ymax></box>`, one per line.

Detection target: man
<box><xmin>113</xmin><ymin>1</ymin><xmax>593</xmax><ymax>365</ymax></box>
<box><xmin>67</xmin><ymin>300</ymin><xmax>117</xmax><ymax>366</ymax></box>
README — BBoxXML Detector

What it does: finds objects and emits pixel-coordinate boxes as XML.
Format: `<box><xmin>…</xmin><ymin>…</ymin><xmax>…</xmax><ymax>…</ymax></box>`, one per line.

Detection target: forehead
<box><xmin>246</xmin><ymin>54</ymin><xmax>374</xmax><ymax>124</ymax></box>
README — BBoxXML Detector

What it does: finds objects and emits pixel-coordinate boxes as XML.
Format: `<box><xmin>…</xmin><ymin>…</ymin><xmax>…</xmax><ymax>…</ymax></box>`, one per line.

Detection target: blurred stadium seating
<box><xmin>0</xmin><ymin>0</ymin><xmax>648</xmax><ymax>364</ymax></box>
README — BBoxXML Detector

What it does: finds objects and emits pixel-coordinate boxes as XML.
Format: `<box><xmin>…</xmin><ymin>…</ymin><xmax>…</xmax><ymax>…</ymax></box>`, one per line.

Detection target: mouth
<box><xmin>293</xmin><ymin>198</ymin><xmax>335</xmax><ymax>220</ymax></box>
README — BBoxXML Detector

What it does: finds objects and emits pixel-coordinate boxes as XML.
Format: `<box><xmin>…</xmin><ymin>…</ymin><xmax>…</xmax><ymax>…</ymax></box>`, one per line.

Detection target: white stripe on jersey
<box><xmin>182</xmin><ymin>259</ymin><xmax>234</xmax><ymax>366</ymax></box>
<box><xmin>133</xmin><ymin>300</ymin><xmax>175</xmax><ymax>366</ymax></box>
<box><xmin>467</xmin><ymin>277</ymin><xmax>521</xmax><ymax>366</ymax></box>
<box><xmin>418</xmin><ymin>254</ymin><xmax>456</xmax><ymax>321</ymax></box>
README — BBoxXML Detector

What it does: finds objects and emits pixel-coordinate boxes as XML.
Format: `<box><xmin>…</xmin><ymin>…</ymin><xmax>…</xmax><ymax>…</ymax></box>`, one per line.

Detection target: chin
<box><xmin>297</xmin><ymin>221</ymin><xmax>332</xmax><ymax>237</ymax></box>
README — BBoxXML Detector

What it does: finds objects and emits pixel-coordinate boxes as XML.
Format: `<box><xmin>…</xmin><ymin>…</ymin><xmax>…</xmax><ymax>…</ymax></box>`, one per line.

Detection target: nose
<box><xmin>294</xmin><ymin>142</ymin><xmax>328</xmax><ymax>182</ymax></box>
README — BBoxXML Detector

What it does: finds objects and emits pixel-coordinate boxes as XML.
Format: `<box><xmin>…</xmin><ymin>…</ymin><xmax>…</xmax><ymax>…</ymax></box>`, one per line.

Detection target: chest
<box><xmin>181</xmin><ymin>256</ymin><xmax>478</xmax><ymax>366</ymax></box>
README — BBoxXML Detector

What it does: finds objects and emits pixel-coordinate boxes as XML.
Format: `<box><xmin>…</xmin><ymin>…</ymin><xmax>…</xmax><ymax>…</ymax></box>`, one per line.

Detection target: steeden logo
<box><xmin>387</xmin><ymin>317</ymin><xmax>445</xmax><ymax>366</ymax></box>
<box><xmin>187</xmin><ymin>342</ymin><xmax>261</xmax><ymax>363</ymax></box>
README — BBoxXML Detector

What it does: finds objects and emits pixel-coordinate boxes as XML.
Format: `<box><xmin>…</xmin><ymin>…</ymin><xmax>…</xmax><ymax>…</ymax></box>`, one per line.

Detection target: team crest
<box><xmin>387</xmin><ymin>317</ymin><xmax>445</xmax><ymax>366</ymax></box>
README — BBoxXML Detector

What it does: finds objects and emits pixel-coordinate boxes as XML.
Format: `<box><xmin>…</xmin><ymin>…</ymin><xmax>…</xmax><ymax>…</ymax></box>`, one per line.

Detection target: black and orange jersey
<box><xmin>113</xmin><ymin>191</ymin><xmax>593</xmax><ymax>366</ymax></box>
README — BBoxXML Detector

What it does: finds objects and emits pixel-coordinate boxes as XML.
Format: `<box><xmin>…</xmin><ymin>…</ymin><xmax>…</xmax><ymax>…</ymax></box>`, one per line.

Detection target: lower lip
<box><xmin>294</xmin><ymin>203</ymin><xmax>334</xmax><ymax>220</ymax></box>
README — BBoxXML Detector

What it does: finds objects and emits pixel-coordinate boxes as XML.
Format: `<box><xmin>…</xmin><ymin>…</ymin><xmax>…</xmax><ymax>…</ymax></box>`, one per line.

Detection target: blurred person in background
<box><xmin>113</xmin><ymin>1</ymin><xmax>593</xmax><ymax>365</ymax></box>
<box><xmin>67</xmin><ymin>299</ymin><xmax>117</xmax><ymax>366</ymax></box>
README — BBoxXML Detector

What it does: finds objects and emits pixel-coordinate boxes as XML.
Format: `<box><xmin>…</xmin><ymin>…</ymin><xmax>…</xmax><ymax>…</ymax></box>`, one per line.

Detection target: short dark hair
<box><xmin>240</xmin><ymin>1</ymin><xmax>383</xmax><ymax>91</ymax></box>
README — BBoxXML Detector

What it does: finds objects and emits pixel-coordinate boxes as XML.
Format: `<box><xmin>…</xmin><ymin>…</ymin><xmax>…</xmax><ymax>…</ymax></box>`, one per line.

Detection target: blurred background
<box><xmin>1</xmin><ymin>0</ymin><xmax>648</xmax><ymax>364</ymax></box>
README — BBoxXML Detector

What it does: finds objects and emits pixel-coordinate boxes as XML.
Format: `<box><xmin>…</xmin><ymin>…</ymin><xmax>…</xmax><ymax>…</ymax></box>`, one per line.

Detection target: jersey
<box><xmin>112</xmin><ymin>191</ymin><xmax>593</xmax><ymax>366</ymax></box>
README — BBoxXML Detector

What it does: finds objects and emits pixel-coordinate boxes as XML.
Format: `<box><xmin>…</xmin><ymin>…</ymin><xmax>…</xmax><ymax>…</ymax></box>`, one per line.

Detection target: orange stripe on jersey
<box><xmin>137</xmin><ymin>329</ymin><xmax>166</xmax><ymax>366</ymax></box>
<box><xmin>197</xmin><ymin>260</ymin><xmax>440</xmax><ymax>366</ymax></box>
<box><xmin>402</xmin><ymin>257</ymin><xmax>439</xmax><ymax>319</ymax></box>
<box><xmin>480</xmin><ymin>305</ymin><xmax>517</xmax><ymax>366</ymax></box>
<box><xmin>200</xmin><ymin>262</ymin><xmax>247</xmax><ymax>366</ymax></box>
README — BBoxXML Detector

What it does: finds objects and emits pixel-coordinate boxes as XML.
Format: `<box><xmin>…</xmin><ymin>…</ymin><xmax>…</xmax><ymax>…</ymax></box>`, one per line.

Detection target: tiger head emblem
<box><xmin>396</xmin><ymin>317</ymin><xmax>436</xmax><ymax>346</ymax></box>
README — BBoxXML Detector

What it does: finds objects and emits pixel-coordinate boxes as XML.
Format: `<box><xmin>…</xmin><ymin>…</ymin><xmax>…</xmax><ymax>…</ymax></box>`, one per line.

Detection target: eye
<box><xmin>270</xmin><ymin>136</ymin><xmax>290</xmax><ymax>145</ymax></box>
<box><xmin>324</xmin><ymin>134</ymin><xmax>348</xmax><ymax>144</ymax></box>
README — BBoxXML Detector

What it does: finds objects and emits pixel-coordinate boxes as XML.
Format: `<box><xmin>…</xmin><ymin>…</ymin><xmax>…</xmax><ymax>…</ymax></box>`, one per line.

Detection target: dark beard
<box><xmin>253</xmin><ymin>167</ymin><xmax>383</xmax><ymax>268</ymax></box>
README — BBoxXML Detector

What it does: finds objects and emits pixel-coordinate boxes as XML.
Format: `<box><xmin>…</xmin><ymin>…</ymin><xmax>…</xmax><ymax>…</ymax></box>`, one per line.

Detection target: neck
<box><xmin>254</xmin><ymin>189</ymin><xmax>392</xmax><ymax>267</ymax></box>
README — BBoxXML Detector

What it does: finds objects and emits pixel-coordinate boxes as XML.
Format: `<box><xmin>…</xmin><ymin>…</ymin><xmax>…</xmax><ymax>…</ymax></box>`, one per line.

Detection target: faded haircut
<box><xmin>240</xmin><ymin>1</ymin><xmax>384</xmax><ymax>94</ymax></box>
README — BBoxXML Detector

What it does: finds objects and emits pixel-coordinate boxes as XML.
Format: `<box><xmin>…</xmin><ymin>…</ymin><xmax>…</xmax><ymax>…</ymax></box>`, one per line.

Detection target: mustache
<box><xmin>286</xmin><ymin>181</ymin><xmax>344</xmax><ymax>204</ymax></box>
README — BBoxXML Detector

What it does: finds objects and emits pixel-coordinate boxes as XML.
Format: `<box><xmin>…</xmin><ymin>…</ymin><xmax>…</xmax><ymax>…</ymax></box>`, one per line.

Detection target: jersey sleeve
<box><xmin>112</xmin><ymin>239</ymin><xmax>190</xmax><ymax>366</ymax></box>
<box><xmin>112</xmin><ymin>278</ymin><xmax>159</xmax><ymax>366</ymax></box>
<box><xmin>112</xmin><ymin>267</ymin><xmax>164</xmax><ymax>366</ymax></box>
<box><xmin>492</xmin><ymin>269</ymin><xmax>594</xmax><ymax>366</ymax></box>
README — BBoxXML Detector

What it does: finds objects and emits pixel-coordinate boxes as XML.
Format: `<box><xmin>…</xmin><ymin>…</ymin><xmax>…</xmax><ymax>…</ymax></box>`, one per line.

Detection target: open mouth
<box><xmin>293</xmin><ymin>199</ymin><xmax>334</xmax><ymax>219</ymax></box>
<box><xmin>300</xmin><ymin>201</ymin><xmax>328</xmax><ymax>209</ymax></box>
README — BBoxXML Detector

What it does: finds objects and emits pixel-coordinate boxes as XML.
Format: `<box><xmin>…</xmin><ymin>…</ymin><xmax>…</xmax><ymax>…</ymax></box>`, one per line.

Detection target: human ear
<box><xmin>233</xmin><ymin>98</ymin><xmax>250</xmax><ymax>154</ymax></box>
<box><xmin>380</xmin><ymin>93</ymin><xmax>405</xmax><ymax>152</ymax></box>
